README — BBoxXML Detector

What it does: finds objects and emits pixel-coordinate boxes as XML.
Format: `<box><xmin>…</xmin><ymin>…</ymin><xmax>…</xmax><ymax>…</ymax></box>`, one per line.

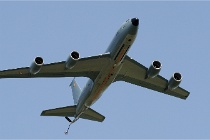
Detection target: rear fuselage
<box><xmin>76</xmin><ymin>18</ymin><xmax>139</xmax><ymax>116</ymax></box>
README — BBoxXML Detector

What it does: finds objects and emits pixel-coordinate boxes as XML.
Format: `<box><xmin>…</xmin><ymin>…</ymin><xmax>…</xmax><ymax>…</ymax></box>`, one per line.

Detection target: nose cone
<box><xmin>131</xmin><ymin>18</ymin><xmax>139</xmax><ymax>26</ymax></box>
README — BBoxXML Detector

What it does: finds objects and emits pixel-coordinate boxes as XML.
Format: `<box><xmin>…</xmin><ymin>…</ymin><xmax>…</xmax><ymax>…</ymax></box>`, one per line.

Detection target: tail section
<box><xmin>70</xmin><ymin>78</ymin><xmax>82</xmax><ymax>105</ymax></box>
<box><xmin>41</xmin><ymin>105</ymin><xmax>105</xmax><ymax>122</ymax></box>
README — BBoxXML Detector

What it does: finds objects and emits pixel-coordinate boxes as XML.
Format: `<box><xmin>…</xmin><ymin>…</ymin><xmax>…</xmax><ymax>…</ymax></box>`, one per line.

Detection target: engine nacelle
<box><xmin>65</xmin><ymin>51</ymin><xmax>80</xmax><ymax>69</ymax></box>
<box><xmin>29</xmin><ymin>56</ymin><xmax>44</xmax><ymax>75</ymax></box>
<box><xmin>167</xmin><ymin>72</ymin><xmax>182</xmax><ymax>90</ymax></box>
<box><xmin>146</xmin><ymin>61</ymin><xmax>161</xmax><ymax>78</ymax></box>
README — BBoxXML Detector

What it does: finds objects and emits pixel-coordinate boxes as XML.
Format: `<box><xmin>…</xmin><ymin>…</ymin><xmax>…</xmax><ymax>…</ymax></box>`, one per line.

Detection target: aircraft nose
<box><xmin>131</xmin><ymin>18</ymin><xmax>139</xmax><ymax>26</ymax></box>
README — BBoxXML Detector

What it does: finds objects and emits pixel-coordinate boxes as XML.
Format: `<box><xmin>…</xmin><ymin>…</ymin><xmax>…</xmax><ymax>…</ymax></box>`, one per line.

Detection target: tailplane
<box><xmin>41</xmin><ymin>105</ymin><xmax>105</xmax><ymax>122</ymax></box>
<box><xmin>70</xmin><ymin>78</ymin><xmax>81</xmax><ymax>104</ymax></box>
<box><xmin>41</xmin><ymin>105</ymin><xmax>105</xmax><ymax>135</ymax></box>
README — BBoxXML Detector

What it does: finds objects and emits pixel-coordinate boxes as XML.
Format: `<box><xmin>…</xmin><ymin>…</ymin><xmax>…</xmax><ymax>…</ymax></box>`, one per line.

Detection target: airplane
<box><xmin>0</xmin><ymin>18</ymin><xmax>190</xmax><ymax>134</ymax></box>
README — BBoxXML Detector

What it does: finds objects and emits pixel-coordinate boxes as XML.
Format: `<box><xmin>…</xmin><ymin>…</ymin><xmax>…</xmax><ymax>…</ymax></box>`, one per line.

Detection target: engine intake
<box><xmin>65</xmin><ymin>51</ymin><xmax>80</xmax><ymax>69</ymax></box>
<box><xmin>29</xmin><ymin>56</ymin><xmax>44</xmax><ymax>75</ymax></box>
<box><xmin>167</xmin><ymin>72</ymin><xmax>182</xmax><ymax>90</ymax></box>
<box><xmin>146</xmin><ymin>61</ymin><xmax>161</xmax><ymax>78</ymax></box>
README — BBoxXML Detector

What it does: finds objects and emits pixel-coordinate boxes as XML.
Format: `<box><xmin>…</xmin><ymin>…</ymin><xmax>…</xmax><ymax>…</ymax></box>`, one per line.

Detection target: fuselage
<box><xmin>75</xmin><ymin>18</ymin><xmax>139</xmax><ymax>117</ymax></box>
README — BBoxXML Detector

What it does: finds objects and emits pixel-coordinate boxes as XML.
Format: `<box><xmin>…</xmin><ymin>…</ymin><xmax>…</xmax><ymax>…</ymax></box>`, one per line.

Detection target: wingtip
<box><xmin>40</xmin><ymin>111</ymin><xmax>46</xmax><ymax>116</ymax></box>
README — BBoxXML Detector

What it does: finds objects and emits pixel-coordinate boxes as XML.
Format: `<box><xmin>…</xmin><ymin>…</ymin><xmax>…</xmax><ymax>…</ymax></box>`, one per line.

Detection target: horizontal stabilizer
<box><xmin>80</xmin><ymin>108</ymin><xmax>105</xmax><ymax>122</ymax></box>
<box><xmin>41</xmin><ymin>105</ymin><xmax>76</xmax><ymax>117</ymax></box>
<box><xmin>41</xmin><ymin>105</ymin><xmax>105</xmax><ymax>122</ymax></box>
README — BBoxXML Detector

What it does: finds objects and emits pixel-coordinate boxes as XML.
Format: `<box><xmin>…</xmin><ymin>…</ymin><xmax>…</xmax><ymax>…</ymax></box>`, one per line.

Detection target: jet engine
<box><xmin>29</xmin><ymin>56</ymin><xmax>44</xmax><ymax>75</ymax></box>
<box><xmin>167</xmin><ymin>72</ymin><xmax>182</xmax><ymax>90</ymax></box>
<box><xmin>146</xmin><ymin>61</ymin><xmax>161</xmax><ymax>78</ymax></box>
<box><xmin>65</xmin><ymin>51</ymin><xmax>80</xmax><ymax>69</ymax></box>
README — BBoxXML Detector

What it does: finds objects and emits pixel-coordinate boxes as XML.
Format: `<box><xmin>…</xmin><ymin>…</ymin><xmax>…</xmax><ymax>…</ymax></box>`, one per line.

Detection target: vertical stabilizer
<box><xmin>70</xmin><ymin>78</ymin><xmax>82</xmax><ymax>105</ymax></box>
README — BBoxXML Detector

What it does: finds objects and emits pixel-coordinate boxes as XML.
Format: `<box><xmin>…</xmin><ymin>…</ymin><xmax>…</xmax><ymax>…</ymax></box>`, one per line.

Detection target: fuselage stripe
<box><xmin>115</xmin><ymin>45</ymin><xmax>127</xmax><ymax>64</ymax></box>
<box><xmin>91</xmin><ymin>43</ymin><xmax>128</xmax><ymax>101</ymax></box>
<box><xmin>114</xmin><ymin>44</ymin><xmax>124</xmax><ymax>60</ymax></box>
<box><xmin>92</xmin><ymin>66</ymin><xmax>115</xmax><ymax>101</ymax></box>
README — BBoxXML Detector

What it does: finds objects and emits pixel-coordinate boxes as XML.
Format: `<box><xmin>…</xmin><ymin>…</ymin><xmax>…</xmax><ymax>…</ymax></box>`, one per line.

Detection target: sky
<box><xmin>0</xmin><ymin>1</ymin><xmax>210</xmax><ymax>139</ymax></box>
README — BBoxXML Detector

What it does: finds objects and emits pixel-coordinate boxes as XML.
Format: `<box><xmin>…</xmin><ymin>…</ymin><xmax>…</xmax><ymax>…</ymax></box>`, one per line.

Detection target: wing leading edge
<box><xmin>0</xmin><ymin>53</ymin><xmax>111</xmax><ymax>80</ymax></box>
<box><xmin>115</xmin><ymin>55</ymin><xmax>190</xmax><ymax>99</ymax></box>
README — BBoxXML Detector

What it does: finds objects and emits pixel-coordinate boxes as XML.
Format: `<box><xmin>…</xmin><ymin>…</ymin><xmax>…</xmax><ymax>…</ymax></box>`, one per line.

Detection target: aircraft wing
<box><xmin>0</xmin><ymin>53</ymin><xmax>110</xmax><ymax>80</ymax></box>
<box><xmin>114</xmin><ymin>55</ymin><xmax>190</xmax><ymax>99</ymax></box>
